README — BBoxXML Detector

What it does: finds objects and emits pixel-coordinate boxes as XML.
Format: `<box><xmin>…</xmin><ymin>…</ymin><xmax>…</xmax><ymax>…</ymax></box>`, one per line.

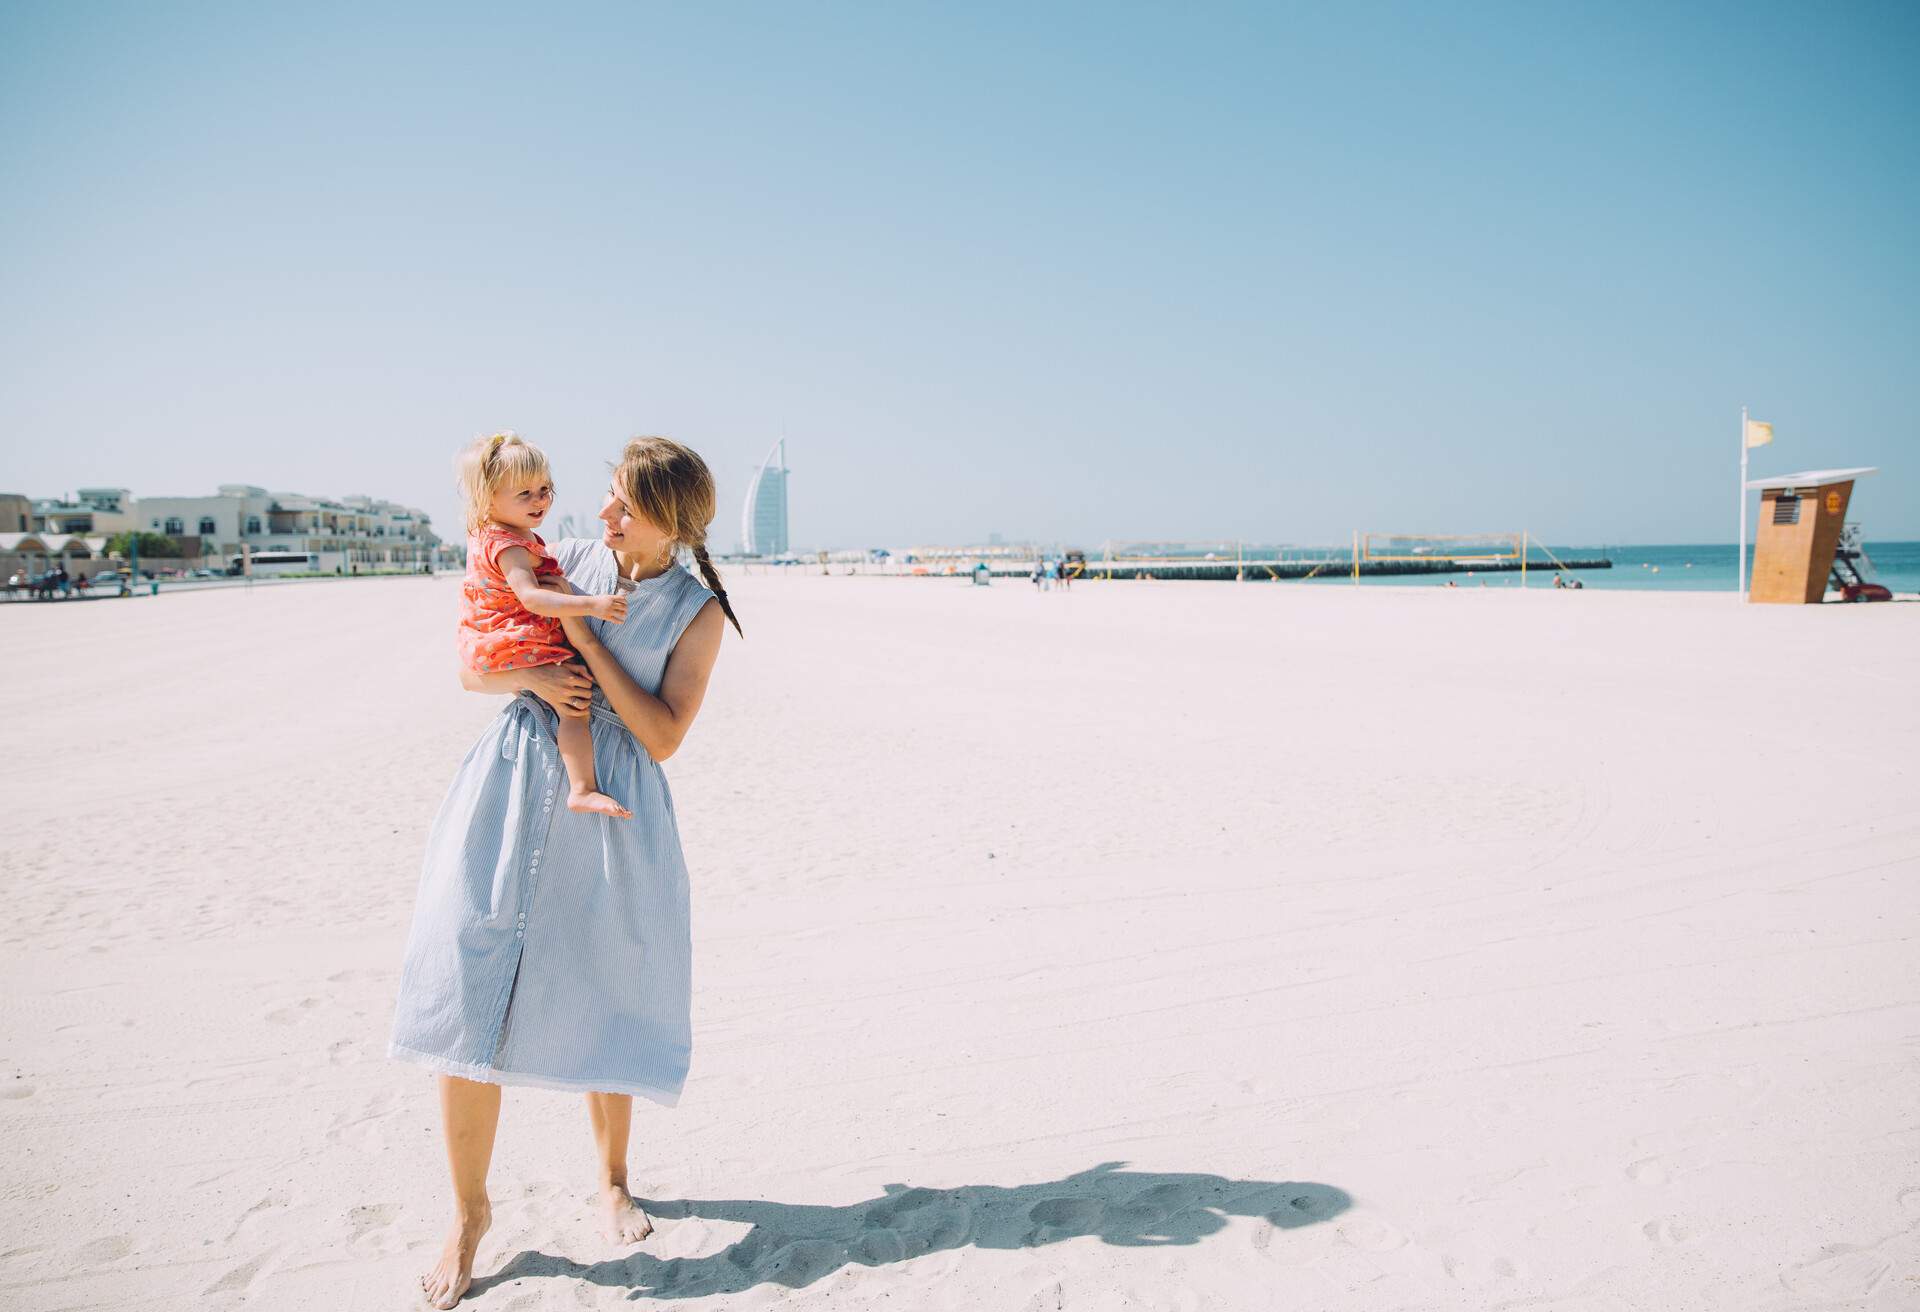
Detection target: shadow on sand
<box><xmin>470</xmin><ymin>1161</ymin><xmax>1351</xmax><ymax>1301</ymax></box>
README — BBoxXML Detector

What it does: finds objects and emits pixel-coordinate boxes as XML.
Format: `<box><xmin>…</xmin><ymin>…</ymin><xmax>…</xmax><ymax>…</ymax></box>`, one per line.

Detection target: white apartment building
<box><xmin>136</xmin><ymin>484</ymin><xmax>445</xmax><ymax>571</ymax></box>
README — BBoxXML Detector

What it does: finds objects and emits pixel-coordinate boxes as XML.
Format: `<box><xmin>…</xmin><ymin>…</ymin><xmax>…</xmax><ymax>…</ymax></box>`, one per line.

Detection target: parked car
<box><xmin>91</xmin><ymin>571</ymin><xmax>125</xmax><ymax>588</ymax></box>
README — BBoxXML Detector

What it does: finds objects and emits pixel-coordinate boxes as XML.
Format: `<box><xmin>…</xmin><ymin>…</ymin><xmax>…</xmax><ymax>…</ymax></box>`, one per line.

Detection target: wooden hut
<box><xmin>1745</xmin><ymin>467</ymin><xmax>1877</xmax><ymax>604</ymax></box>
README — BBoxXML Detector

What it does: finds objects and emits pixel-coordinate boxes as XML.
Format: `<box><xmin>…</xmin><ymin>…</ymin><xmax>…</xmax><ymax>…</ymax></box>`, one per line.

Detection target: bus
<box><xmin>227</xmin><ymin>551</ymin><xmax>320</xmax><ymax>577</ymax></box>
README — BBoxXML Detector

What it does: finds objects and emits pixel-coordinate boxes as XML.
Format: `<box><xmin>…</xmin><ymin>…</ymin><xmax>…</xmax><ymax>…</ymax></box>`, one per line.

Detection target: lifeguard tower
<box><xmin>1745</xmin><ymin>467</ymin><xmax>1877</xmax><ymax>604</ymax></box>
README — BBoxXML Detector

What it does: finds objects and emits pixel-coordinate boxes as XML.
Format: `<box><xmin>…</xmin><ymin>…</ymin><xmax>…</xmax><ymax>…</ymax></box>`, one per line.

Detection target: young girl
<box><xmin>455</xmin><ymin>431</ymin><xmax>632</xmax><ymax>819</ymax></box>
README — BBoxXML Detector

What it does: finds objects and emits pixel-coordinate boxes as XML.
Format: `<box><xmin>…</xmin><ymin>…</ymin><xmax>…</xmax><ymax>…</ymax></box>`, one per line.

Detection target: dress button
<box><xmin>515</xmin><ymin>931</ymin><xmax>524</xmax><ymax>939</ymax></box>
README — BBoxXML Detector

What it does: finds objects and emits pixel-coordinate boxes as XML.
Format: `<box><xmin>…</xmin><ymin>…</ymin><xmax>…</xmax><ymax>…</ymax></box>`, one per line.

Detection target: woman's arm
<box><xmin>498</xmin><ymin>546</ymin><xmax>627</xmax><ymax>623</ymax></box>
<box><xmin>559</xmin><ymin>601</ymin><xmax>724</xmax><ymax>761</ymax></box>
<box><xmin>457</xmin><ymin>659</ymin><xmax>596</xmax><ymax>718</ymax></box>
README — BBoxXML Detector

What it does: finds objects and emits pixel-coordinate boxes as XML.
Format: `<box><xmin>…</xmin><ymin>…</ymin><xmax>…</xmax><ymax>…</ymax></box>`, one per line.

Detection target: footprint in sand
<box><xmin>0</xmin><ymin>1082</ymin><xmax>32</xmax><ymax>1100</ymax></box>
<box><xmin>1441</xmin><ymin>1252</ymin><xmax>1520</xmax><ymax>1282</ymax></box>
<box><xmin>1336</xmin><ymin>1216</ymin><xmax>1408</xmax><ymax>1252</ymax></box>
<box><xmin>264</xmin><ymin>997</ymin><xmax>321</xmax><ymax>1025</ymax></box>
<box><xmin>860</xmin><ymin>1186</ymin><xmax>973</xmax><ymax>1257</ymax></box>
<box><xmin>203</xmin><ymin>1248</ymin><xmax>274</xmax><ymax>1295</ymax></box>
<box><xmin>1641</xmin><ymin>1217</ymin><xmax>1697</xmax><ymax>1245</ymax></box>
<box><xmin>1250</xmin><ymin>1215</ymin><xmax>1339</xmax><ymax>1268</ymax></box>
<box><xmin>760</xmin><ymin>1237</ymin><xmax>844</xmax><ymax>1288</ymax></box>
<box><xmin>1782</xmin><ymin>1244</ymin><xmax>1893</xmax><ymax>1300</ymax></box>
<box><xmin>346</xmin><ymin>1202</ymin><xmax>400</xmax><ymax>1251</ymax></box>
<box><xmin>324</xmin><ymin>1089</ymin><xmax>403</xmax><ymax>1149</ymax></box>
<box><xmin>74</xmin><ymin>1234</ymin><xmax>133</xmax><ymax>1265</ymax></box>
<box><xmin>872</xmin><ymin>1189</ymin><xmax>974</xmax><ymax>1257</ymax></box>
<box><xmin>1625</xmin><ymin>1156</ymin><xmax>1670</xmax><ymax>1185</ymax></box>
<box><xmin>225</xmin><ymin>1193</ymin><xmax>290</xmax><ymax>1242</ymax></box>
<box><xmin>852</xmin><ymin>1228</ymin><xmax>904</xmax><ymax>1265</ymax></box>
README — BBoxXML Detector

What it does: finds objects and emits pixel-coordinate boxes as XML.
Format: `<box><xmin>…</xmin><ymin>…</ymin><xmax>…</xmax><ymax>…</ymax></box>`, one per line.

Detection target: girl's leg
<box><xmin>585</xmin><ymin>1091</ymin><xmax>654</xmax><ymax>1243</ymax></box>
<box><xmin>421</xmin><ymin>1075</ymin><xmax>500</xmax><ymax>1309</ymax></box>
<box><xmin>555</xmin><ymin>714</ymin><xmax>631</xmax><ymax>819</ymax></box>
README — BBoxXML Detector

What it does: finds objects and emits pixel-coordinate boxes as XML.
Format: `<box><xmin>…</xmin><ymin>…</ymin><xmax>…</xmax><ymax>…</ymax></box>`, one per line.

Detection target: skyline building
<box><xmin>740</xmin><ymin>438</ymin><xmax>790</xmax><ymax>556</ymax></box>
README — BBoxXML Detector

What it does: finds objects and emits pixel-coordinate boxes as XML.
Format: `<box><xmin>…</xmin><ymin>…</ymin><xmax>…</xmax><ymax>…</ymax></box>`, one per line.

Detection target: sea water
<box><xmin>1298</xmin><ymin>541</ymin><xmax>1920</xmax><ymax>594</ymax></box>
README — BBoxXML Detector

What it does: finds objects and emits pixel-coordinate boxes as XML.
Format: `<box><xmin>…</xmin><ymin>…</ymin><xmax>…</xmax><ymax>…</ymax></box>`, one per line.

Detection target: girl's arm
<box><xmin>497</xmin><ymin>545</ymin><xmax>626</xmax><ymax>623</ymax></box>
<box><xmin>457</xmin><ymin>659</ymin><xmax>596</xmax><ymax>718</ymax></box>
<box><xmin>559</xmin><ymin>601</ymin><xmax>724</xmax><ymax>762</ymax></box>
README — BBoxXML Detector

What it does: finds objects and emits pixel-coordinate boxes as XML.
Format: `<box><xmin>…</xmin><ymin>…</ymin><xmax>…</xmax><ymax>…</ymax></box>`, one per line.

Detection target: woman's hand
<box><xmin>522</xmin><ymin>661</ymin><xmax>595</xmax><ymax>718</ymax></box>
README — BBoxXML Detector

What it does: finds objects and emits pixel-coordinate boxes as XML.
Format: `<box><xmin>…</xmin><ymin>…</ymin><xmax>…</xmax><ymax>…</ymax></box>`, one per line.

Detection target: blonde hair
<box><xmin>613</xmin><ymin>436</ymin><xmax>743</xmax><ymax>639</ymax></box>
<box><xmin>455</xmin><ymin>431</ymin><xmax>551</xmax><ymax>532</ymax></box>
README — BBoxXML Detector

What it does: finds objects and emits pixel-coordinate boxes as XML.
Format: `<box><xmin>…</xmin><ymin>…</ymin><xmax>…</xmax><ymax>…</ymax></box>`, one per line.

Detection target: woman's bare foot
<box><xmin>601</xmin><ymin>1183</ymin><xmax>654</xmax><ymax>1244</ymax></box>
<box><xmin>569</xmin><ymin>790</ymin><xmax>632</xmax><ymax>819</ymax></box>
<box><xmin>420</xmin><ymin>1203</ymin><xmax>490</xmax><ymax>1309</ymax></box>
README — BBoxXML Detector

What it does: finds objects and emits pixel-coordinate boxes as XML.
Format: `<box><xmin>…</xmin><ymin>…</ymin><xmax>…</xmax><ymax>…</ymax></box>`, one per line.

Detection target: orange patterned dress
<box><xmin>459</xmin><ymin>526</ymin><xmax>574</xmax><ymax>674</ymax></box>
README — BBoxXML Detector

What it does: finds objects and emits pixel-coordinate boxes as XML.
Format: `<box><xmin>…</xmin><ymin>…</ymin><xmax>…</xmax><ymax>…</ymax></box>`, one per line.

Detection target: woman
<box><xmin>388</xmin><ymin>436</ymin><xmax>743</xmax><ymax>1309</ymax></box>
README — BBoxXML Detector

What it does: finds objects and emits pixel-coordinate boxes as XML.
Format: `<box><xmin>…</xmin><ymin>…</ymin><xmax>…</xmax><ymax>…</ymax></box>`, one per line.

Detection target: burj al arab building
<box><xmin>740</xmin><ymin>438</ymin><xmax>790</xmax><ymax>556</ymax></box>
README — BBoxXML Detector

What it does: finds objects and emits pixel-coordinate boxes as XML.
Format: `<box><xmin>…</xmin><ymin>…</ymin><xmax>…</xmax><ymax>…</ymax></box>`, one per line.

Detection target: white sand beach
<box><xmin>2</xmin><ymin>574</ymin><xmax>1916</xmax><ymax>1311</ymax></box>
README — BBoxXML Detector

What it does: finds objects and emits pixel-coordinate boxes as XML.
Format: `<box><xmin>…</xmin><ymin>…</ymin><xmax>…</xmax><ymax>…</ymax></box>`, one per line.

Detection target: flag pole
<box><xmin>1738</xmin><ymin>406</ymin><xmax>1748</xmax><ymax>601</ymax></box>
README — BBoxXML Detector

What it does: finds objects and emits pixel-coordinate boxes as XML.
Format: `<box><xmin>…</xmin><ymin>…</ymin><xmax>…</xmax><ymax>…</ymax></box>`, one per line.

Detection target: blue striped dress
<box><xmin>388</xmin><ymin>539</ymin><xmax>716</xmax><ymax>1105</ymax></box>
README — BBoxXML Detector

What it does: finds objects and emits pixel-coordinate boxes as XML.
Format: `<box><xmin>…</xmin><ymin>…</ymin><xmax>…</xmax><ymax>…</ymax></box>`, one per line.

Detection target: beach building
<box><xmin>133</xmin><ymin>483</ymin><xmax>276</xmax><ymax>562</ymax></box>
<box><xmin>1751</xmin><ymin>464</ymin><xmax>1881</xmax><ymax>603</ymax></box>
<box><xmin>1746</xmin><ymin>467</ymin><xmax>1878</xmax><ymax>604</ymax></box>
<box><xmin>740</xmin><ymin>438</ymin><xmax>790</xmax><ymax>556</ymax></box>
<box><xmin>0</xmin><ymin>493</ymin><xmax>30</xmax><ymax>533</ymax></box>
<box><xmin>31</xmin><ymin>488</ymin><xmax>137</xmax><ymax>536</ymax></box>
<box><xmin>1</xmin><ymin>531</ymin><xmax>98</xmax><ymax>582</ymax></box>
<box><xmin>136</xmin><ymin>484</ymin><xmax>444</xmax><ymax>572</ymax></box>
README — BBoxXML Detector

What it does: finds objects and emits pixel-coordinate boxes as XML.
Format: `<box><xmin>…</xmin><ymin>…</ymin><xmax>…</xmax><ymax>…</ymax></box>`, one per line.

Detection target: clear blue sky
<box><xmin>3</xmin><ymin>1</ymin><xmax>1915</xmax><ymax>549</ymax></box>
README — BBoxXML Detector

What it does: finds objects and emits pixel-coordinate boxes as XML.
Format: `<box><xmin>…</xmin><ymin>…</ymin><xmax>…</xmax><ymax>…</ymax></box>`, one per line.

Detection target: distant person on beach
<box><xmin>1031</xmin><ymin>559</ymin><xmax>1043</xmax><ymax>590</ymax></box>
<box><xmin>452</xmin><ymin>431</ymin><xmax>633</xmax><ymax>820</ymax></box>
<box><xmin>391</xmin><ymin>436</ymin><xmax>741</xmax><ymax>1310</ymax></box>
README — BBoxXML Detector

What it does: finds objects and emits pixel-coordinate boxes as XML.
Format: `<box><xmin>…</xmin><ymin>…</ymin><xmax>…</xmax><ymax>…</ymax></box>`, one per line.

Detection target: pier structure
<box><xmin>728</xmin><ymin>533</ymin><xmax>1613</xmax><ymax>582</ymax></box>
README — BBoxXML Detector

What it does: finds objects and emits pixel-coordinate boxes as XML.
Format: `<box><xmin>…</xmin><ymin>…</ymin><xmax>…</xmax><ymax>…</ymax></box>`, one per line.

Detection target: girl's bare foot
<box><xmin>601</xmin><ymin>1184</ymin><xmax>653</xmax><ymax>1244</ymax></box>
<box><xmin>569</xmin><ymin>790</ymin><xmax>632</xmax><ymax>819</ymax></box>
<box><xmin>420</xmin><ymin>1203</ymin><xmax>490</xmax><ymax>1309</ymax></box>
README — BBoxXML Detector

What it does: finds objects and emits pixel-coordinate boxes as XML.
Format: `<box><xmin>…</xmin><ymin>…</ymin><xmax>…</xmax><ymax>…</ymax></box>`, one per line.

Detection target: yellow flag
<box><xmin>1745</xmin><ymin>419</ymin><xmax>1774</xmax><ymax>448</ymax></box>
